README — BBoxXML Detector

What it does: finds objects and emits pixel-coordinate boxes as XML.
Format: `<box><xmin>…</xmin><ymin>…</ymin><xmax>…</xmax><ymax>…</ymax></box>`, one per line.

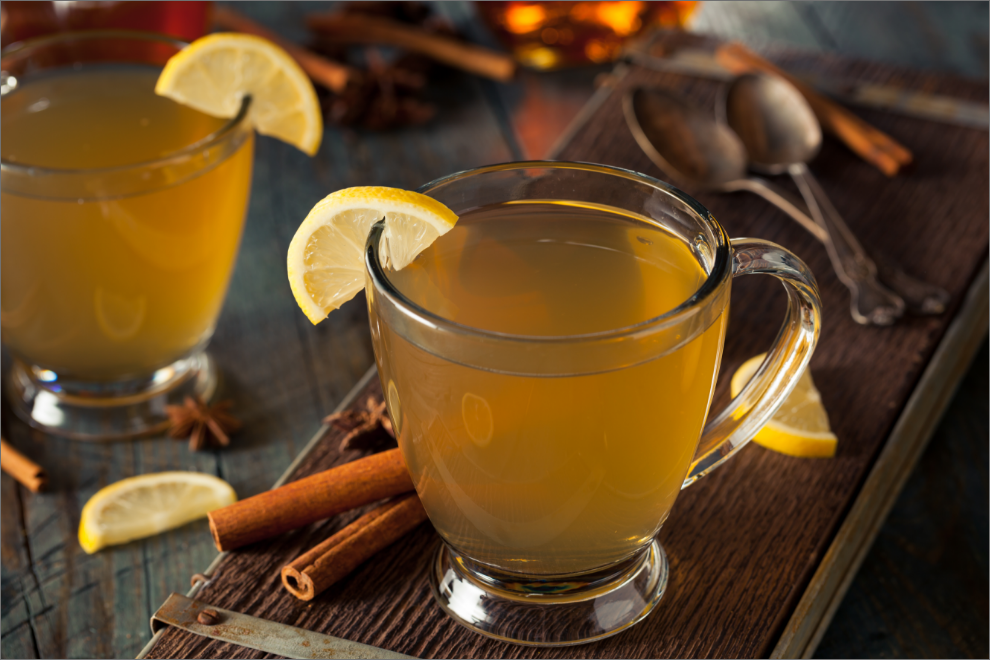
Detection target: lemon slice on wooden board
<box><xmin>730</xmin><ymin>353</ymin><xmax>838</xmax><ymax>458</ymax></box>
<box><xmin>287</xmin><ymin>186</ymin><xmax>458</xmax><ymax>324</ymax></box>
<box><xmin>78</xmin><ymin>472</ymin><xmax>236</xmax><ymax>554</ymax></box>
<box><xmin>155</xmin><ymin>33</ymin><xmax>322</xmax><ymax>155</ymax></box>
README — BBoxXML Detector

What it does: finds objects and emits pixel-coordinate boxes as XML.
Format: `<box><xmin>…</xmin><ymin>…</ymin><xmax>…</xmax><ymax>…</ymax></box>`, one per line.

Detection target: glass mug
<box><xmin>364</xmin><ymin>162</ymin><xmax>821</xmax><ymax>646</ymax></box>
<box><xmin>1</xmin><ymin>32</ymin><xmax>253</xmax><ymax>440</ymax></box>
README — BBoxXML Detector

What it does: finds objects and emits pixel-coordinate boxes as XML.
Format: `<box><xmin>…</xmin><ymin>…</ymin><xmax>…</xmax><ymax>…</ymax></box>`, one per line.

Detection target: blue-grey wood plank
<box><xmin>133</xmin><ymin>439</ymin><xmax>226</xmax><ymax>656</ymax></box>
<box><xmin>691</xmin><ymin>1</ymin><xmax>990</xmax><ymax>79</ymax></box>
<box><xmin>690</xmin><ymin>1</ymin><xmax>832</xmax><ymax>52</ymax></box>
<box><xmin>1</xmin><ymin>472</ymin><xmax>41</xmax><ymax>659</ymax></box>
<box><xmin>804</xmin><ymin>1</ymin><xmax>990</xmax><ymax>79</ymax></box>
<box><xmin>10</xmin><ymin>428</ymin><xmax>217</xmax><ymax>658</ymax></box>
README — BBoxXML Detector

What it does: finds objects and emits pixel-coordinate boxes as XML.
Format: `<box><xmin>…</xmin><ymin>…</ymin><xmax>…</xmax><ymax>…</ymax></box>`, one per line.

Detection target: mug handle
<box><xmin>684</xmin><ymin>238</ymin><xmax>823</xmax><ymax>487</ymax></box>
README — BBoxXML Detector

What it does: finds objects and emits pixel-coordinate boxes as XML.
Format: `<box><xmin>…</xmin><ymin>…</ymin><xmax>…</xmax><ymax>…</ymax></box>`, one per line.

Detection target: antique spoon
<box><xmin>722</xmin><ymin>73</ymin><xmax>949</xmax><ymax>316</ymax></box>
<box><xmin>623</xmin><ymin>87</ymin><xmax>898</xmax><ymax>325</ymax></box>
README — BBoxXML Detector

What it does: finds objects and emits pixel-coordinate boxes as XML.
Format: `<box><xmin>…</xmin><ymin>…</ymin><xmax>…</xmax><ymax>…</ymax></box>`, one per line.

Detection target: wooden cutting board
<box><xmin>140</xmin><ymin>33</ymin><xmax>988</xmax><ymax>660</ymax></box>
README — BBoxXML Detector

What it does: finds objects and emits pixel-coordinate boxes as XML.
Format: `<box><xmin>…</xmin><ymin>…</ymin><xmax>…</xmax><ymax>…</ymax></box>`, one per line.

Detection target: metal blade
<box><xmin>150</xmin><ymin>593</ymin><xmax>415</xmax><ymax>660</ymax></box>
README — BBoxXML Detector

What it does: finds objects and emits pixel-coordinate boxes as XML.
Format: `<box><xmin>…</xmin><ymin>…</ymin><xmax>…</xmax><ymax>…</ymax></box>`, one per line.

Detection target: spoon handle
<box><xmin>871</xmin><ymin>250</ymin><xmax>951</xmax><ymax>315</ymax></box>
<box><xmin>730</xmin><ymin>177</ymin><xmax>827</xmax><ymax>241</ymax></box>
<box><xmin>732</xmin><ymin>176</ymin><xmax>949</xmax><ymax>316</ymax></box>
<box><xmin>788</xmin><ymin>164</ymin><xmax>905</xmax><ymax>326</ymax></box>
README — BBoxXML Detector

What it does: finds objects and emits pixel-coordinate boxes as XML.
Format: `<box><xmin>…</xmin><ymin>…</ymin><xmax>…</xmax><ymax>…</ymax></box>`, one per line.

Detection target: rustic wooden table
<box><xmin>1</xmin><ymin>2</ymin><xmax>986</xmax><ymax>658</ymax></box>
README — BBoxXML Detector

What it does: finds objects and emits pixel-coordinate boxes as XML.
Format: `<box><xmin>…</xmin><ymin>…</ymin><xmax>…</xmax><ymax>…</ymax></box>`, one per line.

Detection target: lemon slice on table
<box><xmin>155</xmin><ymin>33</ymin><xmax>322</xmax><ymax>155</ymax></box>
<box><xmin>730</xmin><ymin>353</ymin><xmax>838</xmax><ymax>458</ymax></box>
<box><xmin>78</xmin><ymin>472</ymin><xmax>236</xmax><ymax>554</ymax></box>
<box><xmin>287</xmin><ymin>187</ymin><xmax>459</xmax><ymax>324</ymax></box>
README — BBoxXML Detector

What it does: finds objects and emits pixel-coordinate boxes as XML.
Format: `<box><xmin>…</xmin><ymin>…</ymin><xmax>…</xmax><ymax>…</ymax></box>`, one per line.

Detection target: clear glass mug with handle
<box><xmin>364</xmin><ymin>162</ymin><xmax>822</xmax><ymax>646</ymax></box>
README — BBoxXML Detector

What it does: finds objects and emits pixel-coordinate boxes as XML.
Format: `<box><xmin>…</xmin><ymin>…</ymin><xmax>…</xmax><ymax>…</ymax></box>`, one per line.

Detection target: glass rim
<box><xmin>0</xmin><ymin>29</ymin><xmax>251</xmax><ymax>177</ymax></box>
<box><xmin>365</xmin><ymin>160</ymin><xmax>732</xmax><ymax>344</ymax></box>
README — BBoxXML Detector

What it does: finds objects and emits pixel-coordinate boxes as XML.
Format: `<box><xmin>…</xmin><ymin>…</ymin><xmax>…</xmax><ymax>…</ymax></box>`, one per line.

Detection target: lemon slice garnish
<box><xmin>155</xmin><ymin>33</ymin><xmax>322</xmax><ymax>155</ymax></box>
<box><xmin>730</xmin><ymin>353</ymin><xmax>837</xmax><ymax>458</ymax></box>
<box><xmin>78</xmin><ymin>472</ymin><xmax>236</xmax><ymax>554</ymax></box>
<box><xmin>287</xmin><ymin>186</ymin><xmax>458</xmax><ymax>324</ymax></box>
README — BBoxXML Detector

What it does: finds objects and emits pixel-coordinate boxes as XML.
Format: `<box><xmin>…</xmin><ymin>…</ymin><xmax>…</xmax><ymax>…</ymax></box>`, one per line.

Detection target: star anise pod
<box><xmin>319</xmin><ymin>46</ymin><xmax>436</xmax><ymax>129</ymax></box>
<box><xmin>325</xmin><ymin>395</ymin><xmax>395</xmax><ymax>450</ymax></box>
<box><xmin>166</xmin><ymin>396</ymin><xmax>242</xmax><ymax>452</ymax></box>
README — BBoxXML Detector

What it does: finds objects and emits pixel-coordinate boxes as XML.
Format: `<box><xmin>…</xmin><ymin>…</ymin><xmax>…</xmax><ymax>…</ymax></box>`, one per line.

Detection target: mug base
<box><xmin>429</xmin><ymin>539</ymin><xmax>669</xmax><ymax>647</ymax></box>
<box><xmin>5</xmin><ymin>351</ymin><xmax>218</xmax><ymax>441</ymax></box>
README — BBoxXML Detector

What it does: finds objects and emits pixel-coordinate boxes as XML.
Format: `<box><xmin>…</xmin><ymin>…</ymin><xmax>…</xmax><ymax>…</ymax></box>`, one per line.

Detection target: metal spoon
<box><xmin>723</xmin><ymin>73</ymin><xmax>949</xmax><ymax>317</ymax></box>
<box><xmin>622</xmin><ymin>87</ymin><xmax>895</xmax><ymax>325</ymax></box>
<box><xmin>623</xmin><ymin>88</ymin><xmax>827</xmax><ymax>237</ymax></box>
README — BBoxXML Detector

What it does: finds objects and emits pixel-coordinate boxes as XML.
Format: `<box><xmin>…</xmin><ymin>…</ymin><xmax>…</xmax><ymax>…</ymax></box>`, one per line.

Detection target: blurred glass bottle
<box><xmin>477</xmin><ymin>1</ymin><xmax>698</xmax><ymax>69</ymax></box>
<box><xmin>1</xmin><ymin>1</ymin><xmax>210</xmax><ymax>47</ymax></box>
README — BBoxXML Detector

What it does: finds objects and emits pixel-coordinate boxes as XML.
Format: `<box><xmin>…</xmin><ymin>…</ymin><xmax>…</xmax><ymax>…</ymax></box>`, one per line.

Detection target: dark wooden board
<box><xmin>139</xmin><ymin>34</ymin><xmax>989</xmax><ymax>660</ymax></box>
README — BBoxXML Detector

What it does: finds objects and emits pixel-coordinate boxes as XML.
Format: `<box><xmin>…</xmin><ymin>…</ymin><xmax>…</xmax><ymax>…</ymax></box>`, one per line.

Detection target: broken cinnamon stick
<box><xmin>281</xmin><ymin>493</ymin><xmax>428</xmax><ymax>600</ymax></box>
<box><xmin>1</xmin><ymin>438</ymin><xmax>46</xmax><ymax>492</ymax></box>
<box><xmin>208</xmin><ymin>448</ymin><xmax>414</xmax><ymax>551</ymax></box>
<box><xmin>715</xmin><ymin>42</ymin><xmax>913</xmax><ymax>177</ymax></box>
<box><xmin>212</xmin><ymin>5</ymin><xmax>355</xmax><ymax>92</ymax></box>
<box><xmin>306</xmin><ymin>12</ymin><xmax>516</xmax><ymax>82</ymax></box>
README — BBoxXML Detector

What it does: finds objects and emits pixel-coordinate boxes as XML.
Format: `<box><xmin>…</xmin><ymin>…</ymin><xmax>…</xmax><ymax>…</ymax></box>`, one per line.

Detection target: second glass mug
<box><xmin>1</xmin><ymin>31</ymin><xmax>253</xmax><ymax>440</ymax></box>
<box><xmin>365</xmin><ymin>162</ymin><xmax>821</xmax><ymax>646</ymax></box>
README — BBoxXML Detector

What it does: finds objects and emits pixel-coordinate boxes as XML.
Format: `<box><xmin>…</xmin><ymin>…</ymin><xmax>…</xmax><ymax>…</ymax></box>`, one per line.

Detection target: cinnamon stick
<box><xmin>212</xmin><ymin>5</ymin><xmax>355</xmax><ymax>93</ymax></box>
<box><xmin>306</xmin><ymin>12</ymin><xmax>516</xmax><ymax>82</ymax></box>
<box><xmin>281</xmin><ymin>493</ymin><xmax>428</xmax><ymax>600</ymax></box>
<box><xmin>1</xmin><ymin>438</ymin><xmax>46</xmax><ymax>492</ymax></box>
<box><xmin>208</xmin><ymin>448</ymin><xmax>414</xmax><ymax>551</ymax></box>
<box><xmin>715</xmin><ymin>42</ymin><xmax>913</xmax><ymax>177</ymax></box>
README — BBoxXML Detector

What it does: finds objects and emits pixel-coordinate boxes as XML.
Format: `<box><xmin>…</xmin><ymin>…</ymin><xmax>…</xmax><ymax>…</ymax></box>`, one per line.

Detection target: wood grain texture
<box><xmin>140</xmin><ymin>35</ymin><xmax>988</xmax><ymax>660</ymax></box>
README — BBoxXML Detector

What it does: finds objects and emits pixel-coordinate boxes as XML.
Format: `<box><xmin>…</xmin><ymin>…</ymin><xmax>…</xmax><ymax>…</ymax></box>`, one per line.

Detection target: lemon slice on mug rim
<box><xmin>155</xmin><ymin>33</ymin><xmax>322</xmax><ymax>155</ymax></box>
<box><xmin>287</xmin><ymin>186</ymin><xmax>458</xmax><ymax>324</ymax></box>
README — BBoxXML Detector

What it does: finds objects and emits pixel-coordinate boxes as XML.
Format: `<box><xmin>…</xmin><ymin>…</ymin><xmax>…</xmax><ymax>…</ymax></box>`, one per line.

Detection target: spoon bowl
<box><xmin>623</xmin><ymin>86</ymin><xmax>826</xmax><ymax>241</ymax></box>
<box><xmin>722</xmin><ymin>72</ymin><xmax>907</xmax><ymax>325</ymax></box>
<box><xmin>722</xmin><ymin>73</ymin><xmax>822</xmax><ymax>172</ymax></box>
<box><xmin>623</xmin><ymin>88</ymin><xmax>749</xmax><ymax>190</ymax></box>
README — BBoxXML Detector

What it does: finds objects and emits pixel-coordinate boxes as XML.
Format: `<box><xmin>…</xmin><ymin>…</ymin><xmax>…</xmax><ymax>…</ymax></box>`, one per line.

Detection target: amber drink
<box><xmin>380</xmin><ymin>203</ymin><xmax>727</xmax><ymax>574</ymax></box>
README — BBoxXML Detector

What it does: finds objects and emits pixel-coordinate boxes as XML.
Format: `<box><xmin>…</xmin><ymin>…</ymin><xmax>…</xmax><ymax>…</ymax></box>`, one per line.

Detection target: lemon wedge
<box><xmin>78</xmin><ymin>472</ymin><xmax>236</xmax><ymax>554</ymax></box>
<box><xmin>730</xmin><ymin>353</ymin><xmax>837</xmax><ymax>458</ymax></box>
<box><xmin>155</xmin><ymin>33</ymin><xmax>322</xmax><ymax>155</ymax></box>
<box><xmin>287</xmin><ymin>186</ymin><xmax>458</xmax><ymax>324</ymax></box>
